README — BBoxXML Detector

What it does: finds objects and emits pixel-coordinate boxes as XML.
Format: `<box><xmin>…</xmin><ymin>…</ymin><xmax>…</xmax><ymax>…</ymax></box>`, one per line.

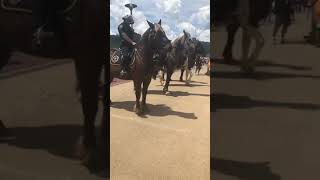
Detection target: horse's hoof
<box><xmin>141</xmin><ymin>104</ymin><xmax>150</xmax><ymax>113</ymax></box>
<box><xmin>74</xmin><ymin>136</ymin><xmax>89</xmax><ymax>159</ymax></box>
<box><xmin>241</xmin><ymin>65</ymin><xmax>255</xmax><ymax>74</ymax></box>
<box><xmin>134</xmin><ymin>105</ymin><xmax>142</xmax><ymax>115</ymax></box>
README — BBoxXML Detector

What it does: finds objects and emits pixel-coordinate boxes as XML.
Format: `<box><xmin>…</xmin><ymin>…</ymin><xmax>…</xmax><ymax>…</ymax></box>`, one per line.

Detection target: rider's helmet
<box><xmin>123</xmin><ymin>15</ymin><xmax>134</xmax><ymax>24</ymax></box>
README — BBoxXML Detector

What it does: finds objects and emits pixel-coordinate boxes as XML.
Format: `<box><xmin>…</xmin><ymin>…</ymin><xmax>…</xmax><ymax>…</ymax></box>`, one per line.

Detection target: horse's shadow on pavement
<box><xmin>4</xmin><ymin>125</ymin><xmax>108</xmax><ymax>178</ymax></box>
<box><xmin>211</xmin><ymin>70</ymin><xmax>320</xmax><ymax>80</ymax></box>
<box><xmin>156</xmin><ymin>84</ymin><xmax>209</xmax><ymax>87</ymax></box>
<box><xmin>170</xmin><ymin>80</ymin><xmax>209</xmax><ymax>84</ymax></box>
<box><xmin>148</xmin><ymin>89</ymin><xmax>209</xmax><ymax>98</ymax></box>
<box><xmin>214</xmin><ymin>58</ymin><xmax>312</xmax><ymax>71</ymax></box>
<box><xmin>111</xmin><ymin>101</ymin><xmax>197</xmax><ymax>119</ymax></box>
<box><xmin>211</xmin><ymin>158</ymin><xmax>281</xmax><ymax>180</ymax></box>
<box><xmin>211</xmin><ymin>93</ymin><xmax>320</xmax><ymax>111</ymax></box>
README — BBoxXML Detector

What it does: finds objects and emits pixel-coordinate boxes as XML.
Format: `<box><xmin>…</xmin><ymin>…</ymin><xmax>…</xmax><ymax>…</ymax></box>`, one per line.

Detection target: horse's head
<box><xmin>145</xmin><ymin>19</ymin><xmax>172</xmax><ymax>53</ymax></box>
<box><xmin>179</xmin><ymin>30</ymin><xmax>196</xmax><ymax>56</ymax></box>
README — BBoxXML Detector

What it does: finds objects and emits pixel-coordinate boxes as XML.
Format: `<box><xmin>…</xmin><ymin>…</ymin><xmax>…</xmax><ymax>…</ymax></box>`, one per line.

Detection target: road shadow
<box><xmin>211</xmin><ymin>70</ymin><xmax>320</xmax><ymax>80</ymax></box>
<box><xmin>3</xmin><ymin>125</ymin><xmax>108</xmax><ymax>177</ymax></box>
<box><xmin>281</xmin><ymin>39</ymin><xmax>308</xmax><ymax>45</ymax></box>
<box><xmin>211</xmin><ymin>158</ymin><xmax>281</xmax><ymax>180</ymax></box>
<box><xmin>211</xmin><ymin>93</ymin><xmax>320</xmax><ymax>111</ymax></box>
<box><xmin>170</xmin><ymin>80</ymin><xmax>209</xmax><ymax>84</ymax></box>
<box><xmin>148</xmin><ymin>89</ymin><xmax>209</xmax><ymax>97</ymax></box>
<box><xmin>111</xmin><ymin>101</ymin><xmax>197</xmax><ymax>119</ymax></box>
<box><xmin>214</xmin><ymin>58</ymin><xmax>312</xmax><ymax>71</ymax></box>
<box><xmin>156</xmin><ymin>84</ymin><xmax>209</xmax><ymax>87</ymax></box>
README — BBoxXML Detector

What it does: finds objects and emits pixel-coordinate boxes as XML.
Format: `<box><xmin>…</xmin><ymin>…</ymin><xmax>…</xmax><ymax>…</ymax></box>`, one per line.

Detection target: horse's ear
<box><xmin>147</xmin><ymin>20</ymin><xmax>154</xmax><ymax>29</ymax></box>
<box><xmin>183</xmin><ymin>30</ymin><xmax>187</xmax><ymax>36</ymax></box>
<box><xmin>158</xmin><ymin>19</ymin><xmax>161</xmax><ymax>25</ymax></box>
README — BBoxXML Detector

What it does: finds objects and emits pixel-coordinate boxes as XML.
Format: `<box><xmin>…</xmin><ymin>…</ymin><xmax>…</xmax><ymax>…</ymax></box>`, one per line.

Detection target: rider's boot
<box><xmin>32</xmin><ymin>15</ymin><xmax>55</xmax><ymax>48</ymax></box>
<box><xmin>120</xmin><ymin>61</ymin><xmax>129</xmax><ymax>79</ymax></box>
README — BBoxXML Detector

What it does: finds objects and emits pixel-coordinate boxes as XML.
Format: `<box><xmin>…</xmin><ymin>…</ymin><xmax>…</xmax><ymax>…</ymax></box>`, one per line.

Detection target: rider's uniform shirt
<box><xmin>118</xmin><ymin>22</ymin><xmax>134</xmax><ymax>48</ymax></box>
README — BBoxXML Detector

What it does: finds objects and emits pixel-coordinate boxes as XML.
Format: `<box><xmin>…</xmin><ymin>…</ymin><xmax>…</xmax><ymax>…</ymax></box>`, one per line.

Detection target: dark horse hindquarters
<box><xmin>0</xmin><ymin>0</ymin><xmax>108</xmax><ymax>168</ymax></box>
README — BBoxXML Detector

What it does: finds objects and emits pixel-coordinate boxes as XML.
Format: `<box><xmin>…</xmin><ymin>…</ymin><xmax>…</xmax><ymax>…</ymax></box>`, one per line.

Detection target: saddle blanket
<box><xmin>1</xmin><ymin>0</ymin><xmax>77</xmax><ymax>14</ymax></box>
<box><xmin>110</xmin><ymin>49</ymin><xmax>135</xmax><ymax>66</ymax></box>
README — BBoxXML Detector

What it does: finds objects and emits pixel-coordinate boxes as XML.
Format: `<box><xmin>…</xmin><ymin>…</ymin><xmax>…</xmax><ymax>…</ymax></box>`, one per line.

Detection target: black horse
<box><xmin>212</xmin><ymin>0</ymin><xmax>273</xmax><ymax>73</ymax></box>
<box><xmin>179</xmin><ymin>38</ymin><xmax>206</xmax><ymax>81</ymax></box>
<box><xmin>0</xmin><ymin>0</ymin><xmax>107</xmax><ymax>168</ymax></box>
<box><xmin>158</xmin><ymin>30</ymin><xmax>195</xmax><ymax>93</ymax></box>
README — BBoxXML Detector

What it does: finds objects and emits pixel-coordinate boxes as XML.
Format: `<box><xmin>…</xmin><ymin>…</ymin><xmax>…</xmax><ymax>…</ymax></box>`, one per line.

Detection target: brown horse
<box><xmin>0</xmin><ymin>0</ymin><xmax>107</xmax><ymax>167</ymax></box>
<box><xmin>110</xmin><ymin>20</ymin><xmax>171</xmax><ymax>115</ymax></box>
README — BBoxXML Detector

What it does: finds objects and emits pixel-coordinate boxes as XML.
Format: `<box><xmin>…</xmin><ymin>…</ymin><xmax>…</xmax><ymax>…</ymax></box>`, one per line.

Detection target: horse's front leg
<box><xmin>163</xmin><ymin>68</ymin><xmax>173</xmax><ymax>93</ymax></box>
<box><xmin>141</xmin><ymin>76</ymin><xmax>152</xmax><ymax>113</ymax></box>
<box><xmin>185</xmin><ymin>68</ymin><xmax>189</xmax><ymax>85</ymax></box>
<box><xmin>223</xmin><ymin>23</ymin><xmax>239</xmax><ymax>62</ymax></box>
<box><xmin>185</xmin><ymin>68</ymin><xmax>192</xmax><ymax>85</ymax></box>
<box><xmin>180</xmin><ymin>69</ymin><xmax>184</xmax><ymax>81</ymax></box>
<box><xmin>241</xmin><ymin>27</ymin><xmax>253</xmax><ymax>73</ymax></box>
<box><xmin>159</xmin><ymin>70</ymin><xmax>165</xmax><ymax>86</ymax></box>
<box><xmin>74</xmin><ymin>61</ymin><xmax>100</xmax><ymax>164</ymax></box>
<box><xmin>248</xmin><ymin>27</ymin><xmax>264</xmax><ymax>68</ymax></box>
<box><xmin>133</xmin><ymin>80</ymin><xmax>143</xmax><ymax>115</ymax></box>
<box><xmin>188</xmin><ymin>68</ymin><xmax>193</xmax><ymax>82</ymax></box>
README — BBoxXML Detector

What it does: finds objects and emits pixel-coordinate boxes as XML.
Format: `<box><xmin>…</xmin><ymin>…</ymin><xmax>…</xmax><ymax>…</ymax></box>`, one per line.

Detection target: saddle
<box><xmin>1</xmin><ymin>0</ymin><xmax>77</xmax><ymax>14</ymax></box>
<box><xmin>110</xmin><ymin>49</ymin><xmax>135</xmax><ymax>66</ymax></box>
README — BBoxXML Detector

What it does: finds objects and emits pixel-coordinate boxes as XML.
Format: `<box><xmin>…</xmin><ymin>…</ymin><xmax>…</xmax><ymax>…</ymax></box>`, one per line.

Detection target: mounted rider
<box><xmin>118</xmin><ymin>15</ymin><xmax>137</xmax><ymax>78</ymax></box>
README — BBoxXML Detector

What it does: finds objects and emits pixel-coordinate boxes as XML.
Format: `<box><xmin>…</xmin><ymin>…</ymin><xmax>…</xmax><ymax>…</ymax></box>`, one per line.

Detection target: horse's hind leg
<box><xmin>141</xmin><ymin>76</ymin><xmax>152</xmax><ymax>113</ymax></box>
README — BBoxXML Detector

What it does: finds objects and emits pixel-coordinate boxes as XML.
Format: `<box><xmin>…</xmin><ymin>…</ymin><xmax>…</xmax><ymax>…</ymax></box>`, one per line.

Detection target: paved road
<box><xmin>212</xmin><ymin>12</ymin><xmax>320</xmax><ymax>180</ymax></box>
<box><xmin>110</xmin><ymin>71</ymin><xmax>210</xmax><ymax>179</ymax></box>
<box><xmin>0</xmin><ymin>62</ymin><xmax>105</xmax><ymax>180</ymax></box>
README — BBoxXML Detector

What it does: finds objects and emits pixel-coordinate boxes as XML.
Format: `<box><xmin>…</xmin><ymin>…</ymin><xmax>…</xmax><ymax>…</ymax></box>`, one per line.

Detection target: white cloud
<box><xmin>176</xmin><ymin>22</ymin><xmax>198</xmax><ymax>36</ymax></box>
<box><xmin>198</xmin><ymin>29</ymin><xmax>210</xmax><ymax>42</ymax></box>
<box><xmin>155</xmin><ymin>0</ymin><xmax>181</xmax><ymax>14</ymax></box>
<box><xmin>110</xmin><ymin>0</ymin><xmax>210</xmax><ymax>42</ymax></box>
<box><xmin>110</xmin><ymin>30</ymin><xmax>117</xmax><ymax>35</ymax></box>
<box><xmin>132</xmin><ymin>10</ymin><xmax>149</xmax><ymax>35</ymax></box>
<box><xmin>176</xmin><ymin>22</ymin><xmax>209</xmax><ymax>42</ymax></box>
<box><xmin>191</xmin><ymin>5</ymin><xmax>210</xmax><ymax>26</ymax></box>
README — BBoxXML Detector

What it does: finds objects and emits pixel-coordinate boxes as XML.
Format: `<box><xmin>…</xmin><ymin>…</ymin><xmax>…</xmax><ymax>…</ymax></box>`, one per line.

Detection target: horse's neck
<box><xmin>134</xmin><ymin>43</ymin><xmax>153</xmax><ymax>62</ymax></box>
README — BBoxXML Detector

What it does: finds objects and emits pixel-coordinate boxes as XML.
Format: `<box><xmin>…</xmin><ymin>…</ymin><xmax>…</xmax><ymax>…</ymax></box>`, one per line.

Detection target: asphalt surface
<box><xmin>0</xmin><ymin>62</ymin><xmax>105</xmax><ymax>180</ymax></box>
<box><xmin>110</xmin><ymin>71</ymin><xmax>210</xmax><ymax>179</ymax></box>
<box><xmin>212</xmin><ymin>12</ymin><xmax>320</xmax><ymax>180</ymax></box>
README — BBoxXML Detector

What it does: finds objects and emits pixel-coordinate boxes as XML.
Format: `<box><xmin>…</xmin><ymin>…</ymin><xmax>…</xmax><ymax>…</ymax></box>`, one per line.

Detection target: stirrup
<box><xmin>120</xmin><ymin>69</ymin><xmax>128</xmax><ymax>76</ymax></box>
<box><xmin>32</xmin><ymin>26</ymin><xmax>55</xmax><ymax>47</ymax></box>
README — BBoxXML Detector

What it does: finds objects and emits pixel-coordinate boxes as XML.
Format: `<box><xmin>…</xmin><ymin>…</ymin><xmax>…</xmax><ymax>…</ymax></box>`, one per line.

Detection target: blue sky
<box><xmin>110</xmin><ymin>0</ymin><xmax>210</xmax><ymax>42</ymax></box>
